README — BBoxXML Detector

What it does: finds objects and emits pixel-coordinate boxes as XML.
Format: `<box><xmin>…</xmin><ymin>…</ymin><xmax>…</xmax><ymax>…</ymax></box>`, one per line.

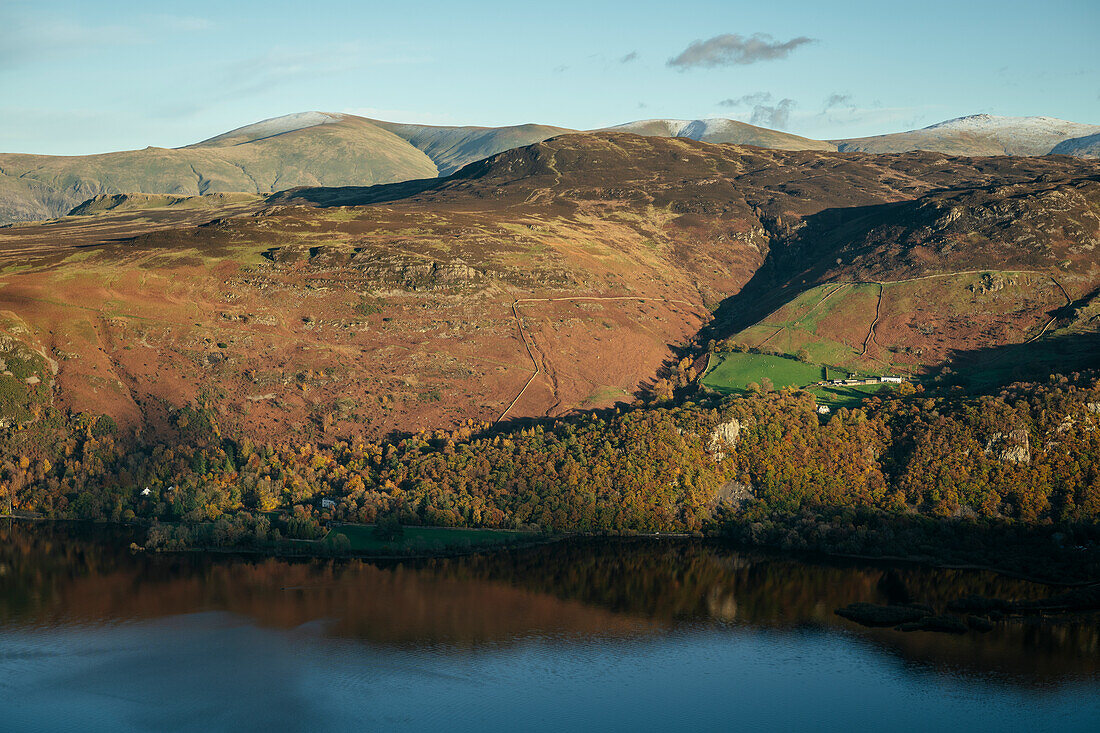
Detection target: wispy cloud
<box><xmin>715</xmin><ymin>93</ymin><xmax>796</xmax><ymax>129</ymax></box>
<box><xmin>805</xmin><ymin>104</ymin><xmax>936</xmax><ymax>136</ymax></box>
<box><xmin>668</xmin><ymin>33</ymin><xmax>814</xmax><ymax>70</ymax></box>
<box><xmin>718</xmin><ymin>92</ymin><xmax>773</xmax><ymax>108</ymax></box>
<box><xmin>749</xmin><ymin>99</ymin><xmax>796</xmax><ymax>129</ymax></box>
<box><xmin>822</xmin><ymin>93</ymin><xmax>854</xmax><ymax>111</ymax></box>
<box><xmin>145</xmin><ymin>44</ymin><xmax>425</xmax><ymax>120</ymax></box>
<box><xmin>0</xmin><ymin>10</ymin><xmax>213</xmax><ymax>72</ymax></box>
<box><xmin>619</xmin><ymin>51</ymin><xmax>638</xmax><ymax>63</ymax></box>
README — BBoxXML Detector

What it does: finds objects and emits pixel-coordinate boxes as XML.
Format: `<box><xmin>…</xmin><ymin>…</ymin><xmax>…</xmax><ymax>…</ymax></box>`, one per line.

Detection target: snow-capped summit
<box><xmin>925</xmin><ymin>114</ymin><xmax>1098</xmax><ymax>136</ymax></box>
<box><xmin>603</xmin><ymin>118</ymin><xmax>835</xmax><ymax>151</ymax></box>
<box><xmin>192</xmin><ymin>111</ymin><xmax>344</xmax><ymax>147</ymax></box>
<box><xmin>838</xmin><ymin>114</ymin><xmax>1100</xmax><ymax>156</ymax></box>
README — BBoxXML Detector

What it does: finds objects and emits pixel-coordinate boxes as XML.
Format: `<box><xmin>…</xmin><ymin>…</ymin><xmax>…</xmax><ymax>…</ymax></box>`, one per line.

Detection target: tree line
<box><xmin>1</xmin><ymin>373</ymin><xmax>1098</xmax><ymax>550</ymax></box>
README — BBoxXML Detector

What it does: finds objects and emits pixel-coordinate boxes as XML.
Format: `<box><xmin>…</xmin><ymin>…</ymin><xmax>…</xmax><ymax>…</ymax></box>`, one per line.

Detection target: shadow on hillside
<box><xmin>269</xmin><ymin>177</ymin><xmax>447</xmax><ymax>208</ymax></box>
<box><xmin>926</xmin><ymin>330</ymin><xmax>1100</xmax><ymax>390</ymax></box>
<box><xmin>697</xmin><ymin>201</ymin><xmax>905</xmax><ymax>345</ymax></box>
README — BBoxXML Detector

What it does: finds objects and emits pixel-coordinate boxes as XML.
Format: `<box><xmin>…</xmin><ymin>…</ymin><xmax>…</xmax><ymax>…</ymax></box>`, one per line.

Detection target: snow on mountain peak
<box><xmin>198</xmin><ymin>112</ymin><xmax>344</xmax><ymax>145</ymax></box>
<box><xmin>924</xmin><ymin>114</ymin><xmax>1099</xmax><ymax>136</ymax></box>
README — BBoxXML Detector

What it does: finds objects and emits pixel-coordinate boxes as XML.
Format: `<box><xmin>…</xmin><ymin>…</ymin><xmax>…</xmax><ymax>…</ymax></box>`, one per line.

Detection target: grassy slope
<box><xmin>0</xmin><ymin>117</ymin><xmax>438</xmax><ymax>223</ymax></box>
<box><xmin>731</xmin><ymin>273</ymin><xmax>1069</xmax><ymax>377</ymax></box>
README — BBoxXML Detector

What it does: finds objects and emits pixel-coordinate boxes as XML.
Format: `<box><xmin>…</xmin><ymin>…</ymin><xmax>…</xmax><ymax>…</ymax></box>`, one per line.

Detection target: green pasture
<box><xmin>701</xmin><ymin>352</ymin><xmax>826</xmax><ymax>394</ymax></box>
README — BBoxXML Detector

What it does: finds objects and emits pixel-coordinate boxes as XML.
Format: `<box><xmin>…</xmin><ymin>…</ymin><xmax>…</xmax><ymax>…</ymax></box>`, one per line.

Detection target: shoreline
<box><xmin>6</xmin><ymin>514</ymin><xmax>1095</xmax><ymax>587</ymax></box>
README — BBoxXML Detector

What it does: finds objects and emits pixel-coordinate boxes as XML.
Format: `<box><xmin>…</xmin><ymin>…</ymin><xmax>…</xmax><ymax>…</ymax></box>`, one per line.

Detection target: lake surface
<box><xmin>1</xmin><ymin>521</ymin><xmax>1097</xmax><ymax>732</ymax></box>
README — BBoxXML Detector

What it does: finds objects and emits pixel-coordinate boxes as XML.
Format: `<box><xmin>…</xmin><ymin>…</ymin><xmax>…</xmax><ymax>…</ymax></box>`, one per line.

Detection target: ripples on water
<box><xmin>0</xmin><ymin>522</ymin><xmax>1097</xmax><ymax>732</ymax></box>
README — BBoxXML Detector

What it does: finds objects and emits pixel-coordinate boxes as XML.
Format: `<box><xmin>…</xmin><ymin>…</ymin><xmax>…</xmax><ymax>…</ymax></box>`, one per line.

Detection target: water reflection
<box><xmin>1</xmin><ymin>521</ymin><xmax>1096</xmax><ymax>685</ymax></box>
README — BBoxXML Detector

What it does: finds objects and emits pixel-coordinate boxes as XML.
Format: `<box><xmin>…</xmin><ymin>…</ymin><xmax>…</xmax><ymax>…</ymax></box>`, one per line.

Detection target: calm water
<box><xmin>0</xmin><ymin>522</ymin><xmax>1097</xmax><ymax>732</ymax></box>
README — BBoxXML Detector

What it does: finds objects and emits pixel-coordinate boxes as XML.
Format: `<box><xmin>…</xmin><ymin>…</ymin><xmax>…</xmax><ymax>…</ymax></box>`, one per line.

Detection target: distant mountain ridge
<box><xmin>835</xmin><ymin>114</ymin><xmax>1100</xmax><ymax>156</ymax></box>
<box><xmin>0</xmin><ymin>111</ymin><xmax>1096</xmax><ymax>225</ymax></box>
<box><xmin>602</xmin><ymin>118</ymin><xmax>835</xmax><ymax>151</ymax></box>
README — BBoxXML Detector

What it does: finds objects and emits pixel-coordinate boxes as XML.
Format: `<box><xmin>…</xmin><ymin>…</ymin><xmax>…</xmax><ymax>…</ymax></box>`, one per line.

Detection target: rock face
<box><xmin>985</xmin><ymin>429</ymin><xmax>1031</xmax><ymax>465</ymax></box>
<box><xmin>354</xmin><ymin>256</ymin><xmax>482</xmax><ymax>290</ymax></box>
<box><xmin>712</xmin><ymin>481</ymin><xmax>754</xmax><ymax>510</ymax></box>
<box><xmin>262</xmin><ymin>247</ymin><xmax>483</xmax><ymax>290</ymax></box>
<box><xmin>708</xmin><ymin>419</ymin><xmax>744</xmax><ymax>461</ymax></box>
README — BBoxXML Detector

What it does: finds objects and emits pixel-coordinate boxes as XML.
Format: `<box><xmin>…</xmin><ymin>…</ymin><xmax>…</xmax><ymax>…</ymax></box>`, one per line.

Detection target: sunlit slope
<box><xmin>0</xmin><ymin>133</ymin><xmax>1097</xmax><ymax>439</ymax></box>
<box><xmin>0</xmin><ymin>114</ymin><xmax>438</xmax><ymax>223</ymax></box>
<box><xmin>729</xmin><ymin>273</ymin><xmax>1071</xmax><ymax>376</ymax></box>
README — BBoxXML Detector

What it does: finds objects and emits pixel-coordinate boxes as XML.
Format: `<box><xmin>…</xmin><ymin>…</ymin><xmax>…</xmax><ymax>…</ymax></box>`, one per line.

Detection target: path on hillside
<box><xmin>860</xmin><ymin>284</ymin><xmax>885</xmax><ymax>357</ymax></box>
<box><xmin>495</xmin><ymin>295</ymin><xmax>705</xmax><ymax>423</ymax></box>
<box><xmin>757</xmin><ymin>283</ymin><xmax>850</xmax><ymax>348</ymax></box>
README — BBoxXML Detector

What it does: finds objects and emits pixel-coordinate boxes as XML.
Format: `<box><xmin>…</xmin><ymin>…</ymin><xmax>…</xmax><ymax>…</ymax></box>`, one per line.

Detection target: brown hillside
<box><xmin>0</xmin><ymin>133</ymin><xmax>1096</xmax><ymax>440</ymax></box>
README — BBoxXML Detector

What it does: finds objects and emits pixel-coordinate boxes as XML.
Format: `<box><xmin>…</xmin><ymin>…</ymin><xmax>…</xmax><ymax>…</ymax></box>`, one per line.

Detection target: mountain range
<box><xmin>1</xmin><ymin>111</ymin><xmax>1097</xmax><ymax>225</ymax></box>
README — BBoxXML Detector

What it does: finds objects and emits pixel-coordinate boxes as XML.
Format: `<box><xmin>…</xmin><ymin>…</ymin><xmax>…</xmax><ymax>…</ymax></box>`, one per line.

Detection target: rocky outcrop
<box><xmin>712</xmin><ymin>481</ymin><xmax>754</xmax><ymax>510</ymax></box>
<box><xmin>259</xmin><ymin>246</ymin><xmax>483</xmax><ymax>290</ymax></box>
<box><xmin>708</xmin><ymin>418</ymin><xmax>744</xmax><ymax>461</ymax></box>
<box><xmin>353</xmin><ymin>256</ymin><xmax>482</xmax><ymax>290</ymax></box>
<box><xmin>984</xmin><ymin>428</ymin><xmax>1031</xmax><ymax>465</ymax></box>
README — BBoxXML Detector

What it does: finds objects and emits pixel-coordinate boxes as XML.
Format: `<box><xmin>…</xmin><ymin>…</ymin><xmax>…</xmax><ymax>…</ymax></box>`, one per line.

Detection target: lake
<box><xmin>1</xmin><ymin>521</ymin><xmax>1097</xmax><ymax>732</ymax></box>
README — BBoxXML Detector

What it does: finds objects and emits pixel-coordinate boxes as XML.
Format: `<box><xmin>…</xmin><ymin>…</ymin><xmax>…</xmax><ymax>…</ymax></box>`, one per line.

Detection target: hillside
<box><xmin>836</xmin><ymin>114</ymin><xmax>1100</xmax><ymax>156</ymax></box>
<box><xmin>0</xmin><ymin>114</ymin><xmax>438</xmax><ymax>224</ymax></box>
<box><xmin>1052</xmin><ymin>132</ymin><xmax>1100</xmax><ymax>158</ymax></box>
<box><xmin>0</xmin><ymin>132</ymin><xmax>1096</xmax><ymax>443</ymax></box>
<box><xmin>369</xmin><ymin>120</ymin><xmax>575</xmax><ymax>175</ymax></box>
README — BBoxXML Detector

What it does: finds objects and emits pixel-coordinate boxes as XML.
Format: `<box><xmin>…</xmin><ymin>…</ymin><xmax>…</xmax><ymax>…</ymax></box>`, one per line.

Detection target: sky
<box><xmin>2</xmin><ymin>0</ymin><xmax>1098</xmax><ymax>155</ymax></box>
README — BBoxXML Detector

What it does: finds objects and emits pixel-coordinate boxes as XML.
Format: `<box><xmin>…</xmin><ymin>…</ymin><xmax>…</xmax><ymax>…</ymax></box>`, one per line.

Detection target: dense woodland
<box><xmin>1</xmin><ymin>373</ymin><xmax>1099</xmax><ymax>556</ymax></box>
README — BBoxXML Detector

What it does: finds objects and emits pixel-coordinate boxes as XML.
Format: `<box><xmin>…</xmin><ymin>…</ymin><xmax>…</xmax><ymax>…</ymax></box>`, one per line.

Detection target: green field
<box><xmin>329</xmin><ymin>524</ymin><xmax>537</xmax><ymax>553</ymax></box>
<box><xmin>808</xmin><ymin>382</ymin><xmax>891</xmax><ymax>409</ymax></box>
<box><xmin>701</xmin><ymin>352</ymin><xmax>826</xmax><ymax>394</ymax></box>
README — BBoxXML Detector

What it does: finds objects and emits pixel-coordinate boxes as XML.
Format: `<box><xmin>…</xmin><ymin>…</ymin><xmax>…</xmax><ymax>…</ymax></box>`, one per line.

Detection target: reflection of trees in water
<box><xmin>1</xmin><ymin>523</ymin><xmax>1097</xmax><ymax>681</ymax></box>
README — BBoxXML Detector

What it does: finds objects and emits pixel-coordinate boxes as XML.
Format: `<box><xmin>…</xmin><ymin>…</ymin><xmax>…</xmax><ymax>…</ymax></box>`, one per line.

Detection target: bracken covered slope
<box><xmin>0</xmin><ymin>132</ymin><xmax>1096</xmax><ymax>441</ymax></box>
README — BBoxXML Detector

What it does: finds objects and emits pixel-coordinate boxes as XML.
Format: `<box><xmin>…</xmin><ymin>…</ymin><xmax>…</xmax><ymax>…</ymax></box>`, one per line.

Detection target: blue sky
<box><xmin>2</xmin><ymin>0</ymin><xmax>1097</xmax><ymax>155</ymax></box>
